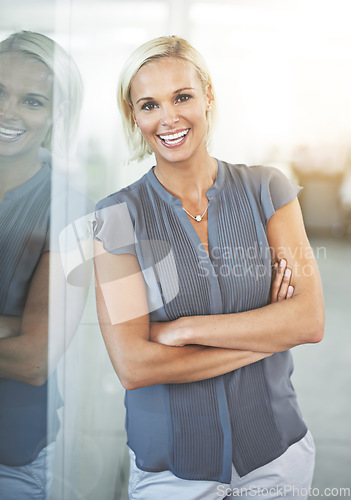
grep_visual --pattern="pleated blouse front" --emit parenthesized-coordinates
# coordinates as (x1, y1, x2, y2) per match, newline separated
(94, 159, 307, 482)
(0, 164, 57, 467)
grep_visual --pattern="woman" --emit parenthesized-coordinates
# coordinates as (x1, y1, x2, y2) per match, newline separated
(94, 36, 324, 499)
(0, 31, 85, 499)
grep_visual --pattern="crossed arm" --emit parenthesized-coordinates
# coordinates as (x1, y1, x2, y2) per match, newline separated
(151, 199, 324, 352)
(0, 252, 89, 386)
(0, 253, 50, 385)
(95, 198, 324, 391)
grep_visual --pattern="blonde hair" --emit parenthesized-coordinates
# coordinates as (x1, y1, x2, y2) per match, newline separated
(0, 31, 83, 154)
(117, 35, 216, 161)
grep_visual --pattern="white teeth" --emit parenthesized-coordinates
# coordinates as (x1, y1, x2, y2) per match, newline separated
(0, 126, 25, 139)
(159, 129, 189, 142)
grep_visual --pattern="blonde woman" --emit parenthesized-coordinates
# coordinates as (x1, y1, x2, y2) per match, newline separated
(0, 31, 83, 499)
(94, 36, 324, 499)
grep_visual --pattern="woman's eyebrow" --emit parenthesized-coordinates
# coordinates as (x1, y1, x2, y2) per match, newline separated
(25, 92, 50, 102)
(136, 87, 195, 105)
(173, 87, 195, 94)
(136, 96, 153, 104)
(0, 85, 50, 102)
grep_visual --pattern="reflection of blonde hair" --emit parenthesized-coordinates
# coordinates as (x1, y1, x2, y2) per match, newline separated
(117, 35, 216, 161)
(0, 31, 83, 153)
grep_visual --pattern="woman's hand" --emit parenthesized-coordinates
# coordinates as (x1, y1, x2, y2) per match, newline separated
(0, 316, 21, 339)
(269, 258, 294, 303)
(150, 319, 187, 347)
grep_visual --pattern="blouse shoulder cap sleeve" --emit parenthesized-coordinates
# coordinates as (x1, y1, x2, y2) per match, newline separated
(248, 165, 302, 225)
(93, 195, 137, 256)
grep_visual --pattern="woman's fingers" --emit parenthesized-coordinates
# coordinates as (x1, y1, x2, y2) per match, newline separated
(270, 259, 294, 303)
(270, 259, 286, 302)
(286, 285, 294, 299)
(277, 266, 292, 301)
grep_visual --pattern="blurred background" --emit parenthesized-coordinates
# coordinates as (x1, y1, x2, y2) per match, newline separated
(1, 0, 350, 498)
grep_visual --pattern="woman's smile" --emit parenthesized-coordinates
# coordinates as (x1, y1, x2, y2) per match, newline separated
(157, 127, 190, 148)
(0, 125, 26, 142)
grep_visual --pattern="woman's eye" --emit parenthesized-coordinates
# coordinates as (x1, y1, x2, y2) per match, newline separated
(141, 101, 158, 111)
(175, 94, 192, 103)
(23, 97, 44, 108)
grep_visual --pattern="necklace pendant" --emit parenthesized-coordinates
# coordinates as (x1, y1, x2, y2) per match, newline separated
(182, 202, 209, 222)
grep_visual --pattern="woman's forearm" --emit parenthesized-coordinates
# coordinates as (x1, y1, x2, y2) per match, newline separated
(180, 292, 323, 352)
(0, 334, 48, 384)
(151, 274, 324, 353)
(104, 326, 271, 390)
(140, 344, 272, 388)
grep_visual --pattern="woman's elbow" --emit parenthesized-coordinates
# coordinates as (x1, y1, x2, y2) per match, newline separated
(122, 378, 142, 391)
(302, 308, 325, 345)
(309, 316, 325, 344)
(120, 374, 149, 391)
(23, 362, 48, 386)
(116, 358, 150, 391)
(119, 369, 139, 390)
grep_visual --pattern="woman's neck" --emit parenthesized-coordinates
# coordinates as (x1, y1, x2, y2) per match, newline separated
(0, 152, 43, 201)
(154, 152, 217, 205)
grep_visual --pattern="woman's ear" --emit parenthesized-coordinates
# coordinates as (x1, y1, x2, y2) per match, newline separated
(206, 84, 214, 110)
(53, 99, 68, 125)
(129, 103, 138, 128)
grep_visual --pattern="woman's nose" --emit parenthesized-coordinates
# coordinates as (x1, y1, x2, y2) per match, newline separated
(0, 97, 20, 120)
(160, 104, 179, 127)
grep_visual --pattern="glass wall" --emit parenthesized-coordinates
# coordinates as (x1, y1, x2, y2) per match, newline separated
(1, 1, 350, 498)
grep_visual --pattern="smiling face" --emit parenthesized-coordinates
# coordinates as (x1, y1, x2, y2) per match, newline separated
(130, 57, 213, 167)
(0, 52, 54, 161)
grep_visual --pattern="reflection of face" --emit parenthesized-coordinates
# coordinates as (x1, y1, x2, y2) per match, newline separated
(130, 57, 212, 167)
(0, 52, 53, 161)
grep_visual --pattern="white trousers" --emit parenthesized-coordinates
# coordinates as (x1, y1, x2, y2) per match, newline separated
(0, 442, 56, 500)
(129, 431, 315, 500)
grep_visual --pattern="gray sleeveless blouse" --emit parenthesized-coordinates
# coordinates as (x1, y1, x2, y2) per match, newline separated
(94, 160, 307, 482)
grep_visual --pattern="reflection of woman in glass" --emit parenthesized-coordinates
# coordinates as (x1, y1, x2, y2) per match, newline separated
(94, 37, 324, 499)
(0, 31, 82, 499)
